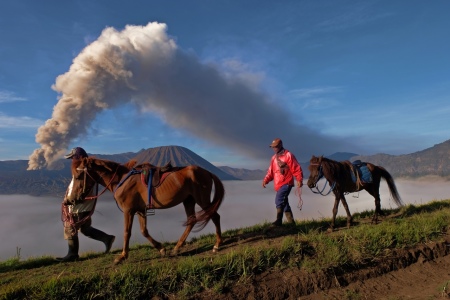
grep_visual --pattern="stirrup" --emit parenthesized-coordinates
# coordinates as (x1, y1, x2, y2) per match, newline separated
(146, 208, 155, 216)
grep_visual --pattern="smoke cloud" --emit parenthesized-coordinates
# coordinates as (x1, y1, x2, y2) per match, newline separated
(28, 22, 355, 170)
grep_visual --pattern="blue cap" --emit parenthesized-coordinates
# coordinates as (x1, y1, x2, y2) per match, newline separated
(64, 147, 88, 159)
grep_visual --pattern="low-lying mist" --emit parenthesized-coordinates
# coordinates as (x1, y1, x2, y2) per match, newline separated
(1, 179, 449, 260)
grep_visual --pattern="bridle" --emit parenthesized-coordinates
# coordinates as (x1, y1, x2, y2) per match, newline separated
(75, 165, 120, 200)
(309, 162, 336, 196)
(61, 163, 121, 236)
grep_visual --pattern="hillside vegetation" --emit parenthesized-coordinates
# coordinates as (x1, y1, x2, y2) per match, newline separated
(2, 200, 450, 299)
(354, 139, 450, 178)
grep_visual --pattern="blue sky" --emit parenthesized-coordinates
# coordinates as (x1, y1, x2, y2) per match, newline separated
(1, 1, 449, 169)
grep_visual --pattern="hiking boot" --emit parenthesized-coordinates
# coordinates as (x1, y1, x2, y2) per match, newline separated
(81, 226, 115, 253)
(271, 208, 284, 227)
(55, 237, 79, 262)
(104, 235, 115, 253)
(285, 211, 296, 225)
(55, 253, 79, 262)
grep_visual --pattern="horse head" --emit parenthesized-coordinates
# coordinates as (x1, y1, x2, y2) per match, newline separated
(307, 155, 323, 188)
(63, 157, 99, 205)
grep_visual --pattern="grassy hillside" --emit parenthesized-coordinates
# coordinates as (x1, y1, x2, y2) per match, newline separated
(2, 200, 450, 299)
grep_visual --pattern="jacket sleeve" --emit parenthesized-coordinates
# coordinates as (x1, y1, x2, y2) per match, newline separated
(263, 156, 275, 184)
(287, 152, 303, 182)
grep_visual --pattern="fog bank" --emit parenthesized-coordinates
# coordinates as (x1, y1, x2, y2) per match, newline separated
(1, 179, 449, 260)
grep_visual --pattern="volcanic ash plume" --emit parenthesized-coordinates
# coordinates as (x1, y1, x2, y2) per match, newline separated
(28, 22, 177, 169)
(28, 22, 349, 170)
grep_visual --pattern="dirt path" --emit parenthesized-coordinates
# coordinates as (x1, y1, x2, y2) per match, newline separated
(301, 254, 450, 300)
(191, 225, 450, 300)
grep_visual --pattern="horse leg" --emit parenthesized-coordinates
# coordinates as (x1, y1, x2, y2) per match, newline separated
(137, 214, 166, 256)
(210, 212, 222, 253)
(365, 184, 383, 224)
(340, 194, 353, 228)
(371, 193, 383, 224)
(115, 210, 134, 265)
(172, 197, 196, 256)
(329, 195, 341, 232)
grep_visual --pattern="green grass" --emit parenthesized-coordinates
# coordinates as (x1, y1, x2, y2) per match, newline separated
(1, 200, 450, 299)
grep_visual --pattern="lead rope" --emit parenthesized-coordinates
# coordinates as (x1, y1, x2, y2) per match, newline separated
(61, 183, 99, 236)
(295, 185, 303, 210)
(146, 168, 155, 216)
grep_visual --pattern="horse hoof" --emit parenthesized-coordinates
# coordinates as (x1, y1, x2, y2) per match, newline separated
(159, 248, 166, 256)
(171, 249, 179, 256)
(212, 246, 219, 253)
(114, 257, 125, 265)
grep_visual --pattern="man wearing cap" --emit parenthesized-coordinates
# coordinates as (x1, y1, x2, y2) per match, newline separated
(262, 138, 303, 226)
(55, 147, 115, 262)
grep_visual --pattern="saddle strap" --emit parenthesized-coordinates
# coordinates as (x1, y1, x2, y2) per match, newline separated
(147, 169, 153, 209)
(142, 171, 174, 209)
(350, 164, 363, 190)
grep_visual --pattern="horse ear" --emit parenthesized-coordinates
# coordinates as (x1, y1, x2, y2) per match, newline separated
(124, 159, 137, 169)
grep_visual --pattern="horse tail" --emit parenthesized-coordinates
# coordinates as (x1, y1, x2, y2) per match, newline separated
(379, 166, 403, 207)
(188, 171, 225, 232)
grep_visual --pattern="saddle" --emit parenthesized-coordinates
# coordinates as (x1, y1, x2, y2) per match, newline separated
(134, 161, 175, 187)
(350, 160, 373, 185)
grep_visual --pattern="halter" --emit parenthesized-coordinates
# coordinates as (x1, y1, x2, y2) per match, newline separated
(309, 162, 336, 196)
(76, 166, 120, 200)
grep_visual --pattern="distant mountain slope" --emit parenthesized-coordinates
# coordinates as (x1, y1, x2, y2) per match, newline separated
(0, 160, 71, 196)
(326, 152, 359, 162)
(218, 166, 266, 180)
(353, 139, 450, 178)
(1, 140, 449, 196)
(0, 146, 237, 196)
(91, 151, 139, 163)
(131, 146, 238, 180)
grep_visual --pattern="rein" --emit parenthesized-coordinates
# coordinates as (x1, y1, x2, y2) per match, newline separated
(295, 186, 303, 210)
(81, 166, 121, 200)
(61, 183, 99, 235)
(309, 163, 336, 196)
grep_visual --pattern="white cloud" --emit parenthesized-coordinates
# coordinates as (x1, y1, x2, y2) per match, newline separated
(0, 91, 27, 103)
(288, 86, 342, 109)
(0, 113, 42, 128)
(316, 4, 394, 32)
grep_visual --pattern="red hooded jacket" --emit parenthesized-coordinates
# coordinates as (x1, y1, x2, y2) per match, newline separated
(263, 149, 303, 191)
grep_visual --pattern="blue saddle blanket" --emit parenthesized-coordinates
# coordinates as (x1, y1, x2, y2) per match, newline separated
(350, 160, 373, 183)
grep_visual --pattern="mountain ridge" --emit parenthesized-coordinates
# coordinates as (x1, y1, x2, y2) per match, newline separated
(1, 140, 449, 196)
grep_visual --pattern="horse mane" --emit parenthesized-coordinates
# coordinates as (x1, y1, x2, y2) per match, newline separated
(319, 156, 352, 182)
(134, 162, 154, 169)
(83, 157, 129, 173)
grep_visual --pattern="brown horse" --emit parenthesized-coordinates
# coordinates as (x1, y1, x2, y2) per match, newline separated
(64, 157, 225, 264)
(307, 155, 403, 231)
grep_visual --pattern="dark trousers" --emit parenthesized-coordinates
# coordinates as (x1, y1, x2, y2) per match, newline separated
(275, 184, 293, 212)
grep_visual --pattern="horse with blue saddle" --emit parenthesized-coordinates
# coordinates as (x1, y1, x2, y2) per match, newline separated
(307, 155, 403, 231)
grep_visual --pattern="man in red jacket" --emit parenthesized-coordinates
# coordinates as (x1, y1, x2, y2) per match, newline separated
(263, 138, 303, 226)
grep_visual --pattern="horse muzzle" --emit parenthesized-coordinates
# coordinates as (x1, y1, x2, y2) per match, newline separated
(307, 178, 317, 189)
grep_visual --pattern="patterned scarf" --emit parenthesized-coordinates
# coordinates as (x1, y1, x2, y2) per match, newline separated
(276, 149, 288, 175)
